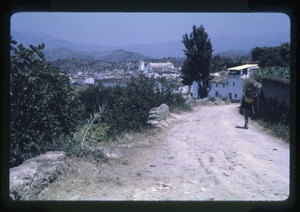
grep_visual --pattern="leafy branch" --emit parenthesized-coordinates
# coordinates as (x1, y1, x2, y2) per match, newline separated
(80, 106, 105, 146)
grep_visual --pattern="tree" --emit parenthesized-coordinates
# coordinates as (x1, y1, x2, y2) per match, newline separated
(181, 25, 213, 98)
(210, 55, 238, 73)
(10, 39, 82, 167)
(251, 43, 290, 68)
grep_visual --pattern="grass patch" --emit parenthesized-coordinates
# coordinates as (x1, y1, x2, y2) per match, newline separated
(255, 119, 290, 143)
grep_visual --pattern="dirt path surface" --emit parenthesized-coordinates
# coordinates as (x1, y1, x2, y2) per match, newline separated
(36, 103, 289, 201)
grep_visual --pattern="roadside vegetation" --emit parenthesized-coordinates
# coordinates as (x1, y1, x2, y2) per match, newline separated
(9, 40, 188, 168)
(243, 43, 290, 142)
(10, 40, 82, 167)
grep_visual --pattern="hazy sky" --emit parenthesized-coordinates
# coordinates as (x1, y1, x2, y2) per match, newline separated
(11, 12, 290, 46)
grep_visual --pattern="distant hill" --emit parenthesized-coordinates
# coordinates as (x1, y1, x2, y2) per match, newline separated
(44, 47, 96, 61)
(12, 30, 290, 59)
(99, 49, 152, 63)
(214, 50, 251, 59)
(50, 58, 112, 74)
(11, 30, 116, 53)
(44, 48, 151, 62)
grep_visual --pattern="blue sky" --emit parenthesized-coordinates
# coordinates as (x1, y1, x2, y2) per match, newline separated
(11, 12, 290, 46)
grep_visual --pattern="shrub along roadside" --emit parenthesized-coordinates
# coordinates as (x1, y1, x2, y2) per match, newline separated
(78, 76, 188, 136)
(255, 119, 290, 143)
(242, 67, 290, 143)
(9, 41, 189, 167)
(10, 40, 83, 167)
(55, 77, 189, 161)
(47, 107, 109, 163)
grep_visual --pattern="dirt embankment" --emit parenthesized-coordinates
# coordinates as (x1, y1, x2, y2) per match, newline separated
(36, 103, 289, 201)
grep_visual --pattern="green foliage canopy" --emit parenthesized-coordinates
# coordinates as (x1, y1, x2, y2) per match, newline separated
(251, 43, 290, 68)
(210, 55, 244, 73)
(10, 40, 82, 167)
(252, 67, 290, 83)
(181, 25, 213, 98)
(79, 76, 186, 135)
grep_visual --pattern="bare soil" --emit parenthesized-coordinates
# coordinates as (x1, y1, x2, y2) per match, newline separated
(36, 103, 289, 201)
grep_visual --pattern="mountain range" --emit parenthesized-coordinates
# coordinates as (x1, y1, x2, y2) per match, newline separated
(44, 48, 151, 62)
(11, 30, 289, 60)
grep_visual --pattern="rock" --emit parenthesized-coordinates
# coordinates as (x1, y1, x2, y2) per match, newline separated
(10, 151, 68, 200)
(147, 104, 170, 128)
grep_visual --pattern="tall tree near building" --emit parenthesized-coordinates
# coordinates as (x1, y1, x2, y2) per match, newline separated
(181, 25, 213, 98)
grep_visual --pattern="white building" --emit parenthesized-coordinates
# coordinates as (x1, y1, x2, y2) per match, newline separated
(191, 81, 199, 99)
(145, 62, 175, 72)
(83, 77, 95, 85)
(138, 60, 145, 71)
(208, 64, 259, 101)
(208, 71, 229, 98)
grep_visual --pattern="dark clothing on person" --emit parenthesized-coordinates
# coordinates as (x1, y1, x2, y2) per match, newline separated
(241, 96, 253, 111)
(240, 91, 256, 129)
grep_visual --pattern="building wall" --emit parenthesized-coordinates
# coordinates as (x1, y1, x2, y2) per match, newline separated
(138, 61, 145, 71)
(259, 77, 290, 124)
(228, 76, 244, 101)
(208, 65, 258, 101)
(208, 76, 244, 101)
(145, 64, 152, 71)
(208, 82, 229, 98)
(83, 77, 95, 85)
(261, 77, 290, 108)
(191, 81, 199, 99)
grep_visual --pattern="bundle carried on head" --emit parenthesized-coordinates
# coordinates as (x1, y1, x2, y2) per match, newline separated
(244, 89, 257, 104)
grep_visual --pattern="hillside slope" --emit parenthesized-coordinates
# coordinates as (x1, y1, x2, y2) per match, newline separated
(44, 48, 151, 62)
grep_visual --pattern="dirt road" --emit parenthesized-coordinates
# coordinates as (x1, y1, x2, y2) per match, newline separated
(36, 103, 289, 201)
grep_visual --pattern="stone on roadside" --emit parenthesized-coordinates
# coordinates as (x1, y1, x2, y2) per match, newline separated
(10, 151, 68, 200)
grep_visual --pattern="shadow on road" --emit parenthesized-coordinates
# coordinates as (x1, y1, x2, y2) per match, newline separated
(235, 126, 247, 130)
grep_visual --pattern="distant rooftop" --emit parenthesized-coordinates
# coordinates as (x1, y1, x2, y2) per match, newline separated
(211, 71, 228, 84)
(228, 64, 258, 71)
(148, 62, 174, 69)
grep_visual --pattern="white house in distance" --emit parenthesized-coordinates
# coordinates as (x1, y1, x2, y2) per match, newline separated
(208, 71, 229, 98)
(138, 60, 145, 71)
(208, 64, 259, 102)
(83, 77, 95, 85)
(145, 62, 175, 72)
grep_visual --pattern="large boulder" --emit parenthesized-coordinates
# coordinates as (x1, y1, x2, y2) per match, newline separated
(147, 104, 170, 128)
(10, 151, 68, 200)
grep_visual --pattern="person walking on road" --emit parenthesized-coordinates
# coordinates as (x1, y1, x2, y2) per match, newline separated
(241, 89, 257, 129)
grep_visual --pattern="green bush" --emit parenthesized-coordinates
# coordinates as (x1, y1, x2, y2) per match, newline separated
(251, 43, 290, 68)
(79, 76, 187, 136)
(208, 97, 216, 102)
(256, 120, 289, 142)
(51, 107, 109, 162)
(10, 40, 82, 167)
(253, 67, 290, 83)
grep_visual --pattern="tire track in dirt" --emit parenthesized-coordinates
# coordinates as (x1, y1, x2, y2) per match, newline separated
(36, 103, 289, 201)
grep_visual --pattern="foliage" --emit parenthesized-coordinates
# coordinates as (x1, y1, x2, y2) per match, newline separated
(252, 67, 290, 83)
(10, 40, 82, 167)
(47, 107, 109, 162)
(251, 43, 290, 68)
(79, 76, 186, 135)
(256, 120, 289, 143)
(80, 106, 105, 144)
(210, 55, 242, 73)
(181, 25, 213, 98)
